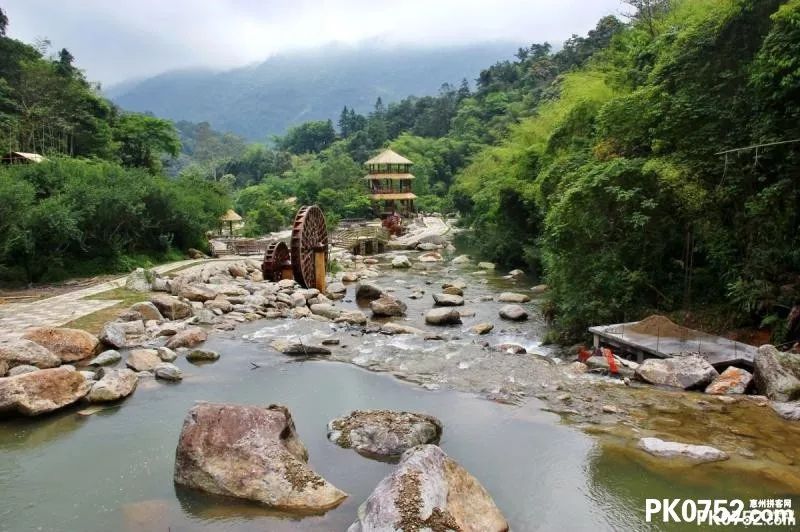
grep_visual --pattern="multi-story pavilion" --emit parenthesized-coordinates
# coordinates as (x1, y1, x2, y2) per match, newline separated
(364, 149, 416, 216)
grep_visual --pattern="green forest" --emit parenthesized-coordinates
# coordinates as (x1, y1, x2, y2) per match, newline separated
(1, 0, 798, 343)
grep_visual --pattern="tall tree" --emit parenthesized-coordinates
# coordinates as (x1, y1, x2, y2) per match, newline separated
(0, 7, 8, 37)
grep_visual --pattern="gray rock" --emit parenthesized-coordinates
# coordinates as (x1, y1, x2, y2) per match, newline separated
(499, 304, 528, 321)
(0, 339, 61, 369)
(770, 402, 800, 421)
(165, 327, 208, 349)
(156, 347, 178, 362)
(154, 363, 183, 381)
(442, 286, 463, 296)
(442, 279, 467, 290)
(470, 322, 494, 335)
(8, 364, 39, 376)
(87, 368, 138, 402)
(425, 308, 462, 326)
(193, 309, 218, 325)
(327, 410, 442, 457)
(125, 268, 153, 292)
(753, 345, 800, 402)
(635, 355, 719, 390)
(186, 349, 220, 363)
(88, 349, 121, 366)
(150, 294, 193, 320)
(291, 292, 307, 308)
(370, 295, 407, 317)
(334, 310, 368, 326)
(126, 349, 162, 372)
(477, 261, 495, 270)
(310, 304, 342, 320)
(432, 293, 464, 306)
(705, 366, 753, 395)
(178, 283, 218, 302)
(271, 339, 331, 356)
(174, 403, 346, 512)
(347, 445, 507, 532)
(204, 298, 233, 313)
(129, 301, 164, 321)
(355, 282, 384, 301)
(380, 322, 425, 335)
(530, 284, 549, 294)
(451, 255, 471, 265)
(391, 255, 411, 268)
(325, 282, 347, 297)
(637, 437, 728, 463)
(497, 292, 531, 303)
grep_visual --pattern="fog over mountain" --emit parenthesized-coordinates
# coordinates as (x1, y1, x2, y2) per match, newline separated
(108, 43, 522, 140)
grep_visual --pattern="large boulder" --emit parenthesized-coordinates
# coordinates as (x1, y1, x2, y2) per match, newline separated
(154, 363, 183, 381)
(87, 368, 138, 402)
(497, 292, 531, 303)
(0, 367, 91, 416)
(425, 308, 462, 326)
(753, 345, 800, 401)
(327, 410, 442, 458)
(165, 327, 208, 349)
(0, 339, 61, 369)
(355, 282, 385, 301)
(125, 267, 153, 292)
(391, 255, 411, 268)
(21, 327, 100, 362)
(99, 320, 145, 349)
(370, 295, 407, 317)
(498, 305, 528, 321)
(347, 445, 507, 532)
(637, 437, 728, 463)
(770, 402, 800, 421)
(178, 284, 218, 302)
(126, 349, 162, 372)
(150, 294, 193, 321)
(174, 402, 347, 512)
(129, 301, 164, 322)
(635, 355, 718, 390)
(432, 293, 464, 306)
(705, 366, 753, 395)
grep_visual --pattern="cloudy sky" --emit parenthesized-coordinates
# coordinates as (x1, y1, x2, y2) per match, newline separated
(3, 0, 624, 86)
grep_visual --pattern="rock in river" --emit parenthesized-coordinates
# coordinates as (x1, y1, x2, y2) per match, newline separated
(0, 339, 61, 369)
(498, 304, 528, 321)
(634, 355, 719, 390)
(0, 367, 91, 416)
(129, 301, 164, 322)
(150, 294, 193, 321)
(327, 410, 442, 458)
(126, 349, 162, 372)
(88, 349, 122, 366)
(87, 368, 138, 402)
(154, 363, 183, 381)
(370, 295, 407, 317)
(174, 402, 347, 512)
(355, 282, 385, 301)
(347, 444, 507, 532)
(271, 339, 331, 356)
(186, 349, 220, 363)
(432, 293, 464, 306)
(165, 327, 208, 349)
(21, 327, 100, 362)
(637, 437, 728, 463)
(425, 308, 462, 326)
(705, 366, 753, 395)
(753, 345, 800, 402)
(391, 255, 411, 268)
(470, 322, 494, 335)
(497, 292, 531, 303)
(770, 402, 800, 421)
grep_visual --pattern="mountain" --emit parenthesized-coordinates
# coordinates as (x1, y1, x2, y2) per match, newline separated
(108, 43, 521, 140)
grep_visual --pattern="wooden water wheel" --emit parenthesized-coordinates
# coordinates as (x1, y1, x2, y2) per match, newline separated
(290, 205, 328, 288)
(261, 241, 290, 282)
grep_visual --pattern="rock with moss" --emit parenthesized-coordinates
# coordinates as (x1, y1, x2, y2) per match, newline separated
(348, 444, 507, 532)
(327, 410, 442, 459)
(174, 402, 347, 513)
(125, 268, 154, 292)
(753, 345, 800, 402)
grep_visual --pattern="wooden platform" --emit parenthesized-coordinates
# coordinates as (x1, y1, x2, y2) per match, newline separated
(589, 321, 756, 369)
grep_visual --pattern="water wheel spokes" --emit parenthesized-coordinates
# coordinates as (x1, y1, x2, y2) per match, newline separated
(261, 241, 290, 282)
(290, 205, 328, 288)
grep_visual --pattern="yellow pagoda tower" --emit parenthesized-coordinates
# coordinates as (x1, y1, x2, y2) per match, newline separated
(364, 149, 416, 216)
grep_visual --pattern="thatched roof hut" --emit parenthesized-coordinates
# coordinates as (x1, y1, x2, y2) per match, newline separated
(365, 149, 413, 166)
(219, 209, 243, 222)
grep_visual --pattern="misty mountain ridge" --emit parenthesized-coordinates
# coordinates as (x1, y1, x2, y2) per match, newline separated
(109, 42, 522, 140)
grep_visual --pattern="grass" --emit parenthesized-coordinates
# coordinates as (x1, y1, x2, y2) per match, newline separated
(62, 287, 155, 335)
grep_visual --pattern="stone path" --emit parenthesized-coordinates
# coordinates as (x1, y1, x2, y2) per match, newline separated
(0, 258, 240, 342)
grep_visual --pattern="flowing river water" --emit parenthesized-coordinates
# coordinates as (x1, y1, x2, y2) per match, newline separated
(0, 247, 798, 531)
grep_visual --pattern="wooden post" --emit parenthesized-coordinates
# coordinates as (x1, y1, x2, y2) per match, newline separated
(314, 246, 326, 292)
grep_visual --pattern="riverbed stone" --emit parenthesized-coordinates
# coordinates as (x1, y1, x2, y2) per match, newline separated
(335, 310, 369, 326)
(770, 401, 800, 421)
(705, 366, 753, 395)
(470, 322, 494, 335)
(130, 301, 164, 322)
(425, 308, 462, 326)
(451, 255, 471, 265)
(494, 343, 527, 354)
(355, 281, 384, 301)
(380, 322, 425, 335)
(100, 320, 145, 349)
(271, 340, 331, 356)
(499, 304, 528, 321)
(204, 298, 233, 313)
(154, 363, 183, 381)
(635, 355, 718, 390)
(9, 365, 39, 376)
(477, 262, 495, 270)
(310, 304, 342, 320)
(753, 345, 800, 402)
(165, 327, 208, 349)
(21, 327, 100, 362)
(442, 286, 463, 297)
(150, 294, 193, 320)
(327, 410, 442, 458)
(88, 368, 138, 402)
(497, 292, 531, 303)
(370, 295, 407, 317)
(432, 293, 464, 306)
(126, 349, 162, 372)
(391, 255, 411, 268)
(174, 402, 347, 512)
(326, 282, 347, 298)
(442, 279, 467, 290)
(178, 283, 218, 302)
(125, 268, 153, 292)
(418, 251, 442, 263)
(186, 349, 220, 363)
(347, 444, 507, 532)
(0, 339, 61, 369)
(88, 349, 121, 366)
(637, 437, 729, 463)
(0, 367, 91, 416)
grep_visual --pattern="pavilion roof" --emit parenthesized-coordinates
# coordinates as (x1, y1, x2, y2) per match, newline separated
(365, 149, 413, 165)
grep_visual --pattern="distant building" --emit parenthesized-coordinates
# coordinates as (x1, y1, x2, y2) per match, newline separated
(1, 151, 46, 165)
(364, 149, 416, 216)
